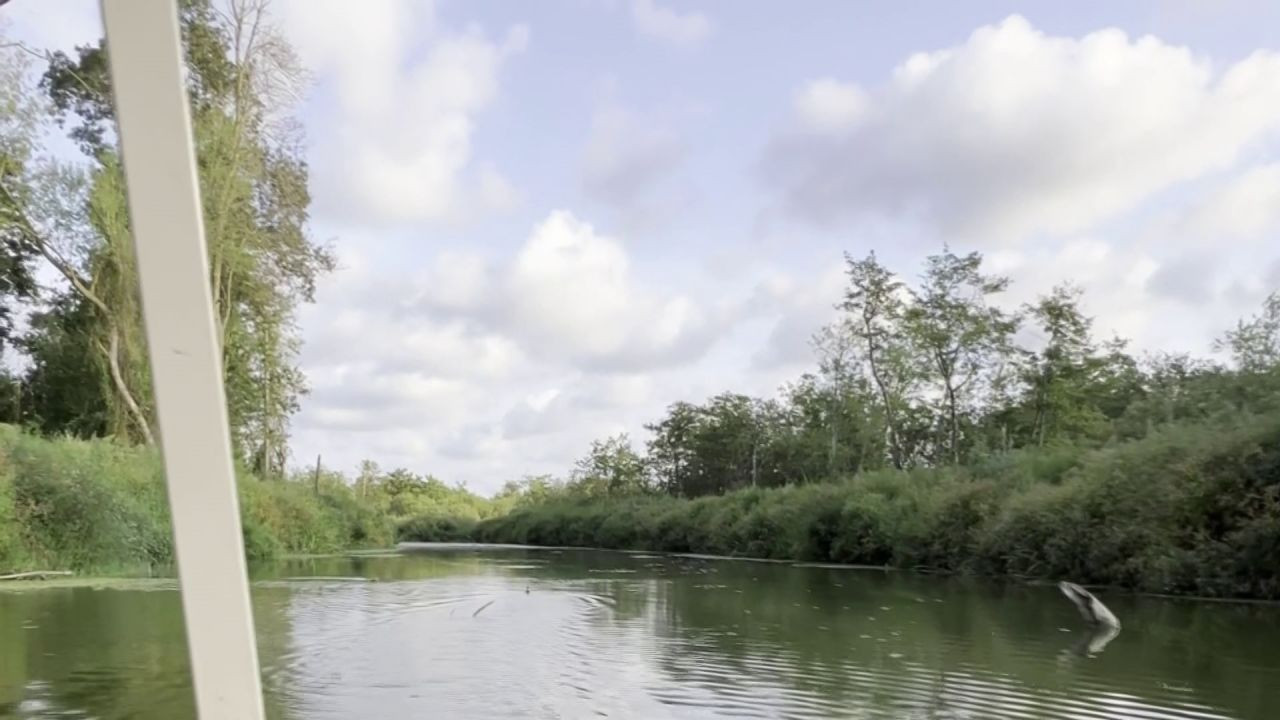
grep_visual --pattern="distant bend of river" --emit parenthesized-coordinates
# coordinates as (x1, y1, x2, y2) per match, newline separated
(2, 543, 1278, 719)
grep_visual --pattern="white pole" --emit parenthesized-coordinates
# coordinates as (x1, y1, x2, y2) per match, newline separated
(99, 1, 265, 717)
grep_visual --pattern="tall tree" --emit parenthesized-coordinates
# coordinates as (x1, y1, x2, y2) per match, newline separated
(811, 321, 859, 473)
(1021, 285, 1104, 446)
(19, 0, 332, 467)
(0, 39, 43, 351)
(904, 249, 1018, 464)
(838, 252, 916, 469)
(571, 434, 649, 497)
(646, 401, 701, 496)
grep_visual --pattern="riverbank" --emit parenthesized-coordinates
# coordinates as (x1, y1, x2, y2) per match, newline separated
(0, 425, 396, 576)
(463, 415, 1280, 600)
(5, 413, 1278, 599)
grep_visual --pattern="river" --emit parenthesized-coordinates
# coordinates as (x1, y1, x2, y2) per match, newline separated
(1, 544, 1278, 719)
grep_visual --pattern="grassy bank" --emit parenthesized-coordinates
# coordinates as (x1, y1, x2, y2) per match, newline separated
(7, 414, 1279, 600)
(469, 414, 1280, 600)
(0, 425, 395, 575)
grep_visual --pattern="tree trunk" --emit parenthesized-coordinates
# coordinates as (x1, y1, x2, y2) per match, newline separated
(864, 327, 904, 469)
(101, 326, 155, 446)
(261, 378, 272, 479)
(1036, 403, 1047, 447)
(313, 454, 321, 496)
(828, 390, 840, 474)
(2, 187, 154, 446)
(946, 382, 959, 465)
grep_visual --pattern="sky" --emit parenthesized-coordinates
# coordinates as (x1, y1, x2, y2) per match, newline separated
(6, 0, 1280, 493)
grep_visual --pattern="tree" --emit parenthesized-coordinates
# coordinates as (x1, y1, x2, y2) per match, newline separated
(1116, 352, 1226, 435)
(356, 459, 380, 498)
(694, 393, 761, 492)
(0, 39, 43, 351)
(17, 295, 111, 437)
(778, 375, 834, 482)
(838, 252, 917, 469)
(1218, 291, 1280, 373)
(12, 1, 332, 469)
(904, 248, 1018, 464)
(571, 434, 648, 497)
(646, 401, 702, 495)
(811, 321, 861, 474)
(1019, 285, 1107, 446)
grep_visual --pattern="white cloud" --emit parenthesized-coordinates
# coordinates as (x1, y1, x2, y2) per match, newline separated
(398, 211, 729, 370)
(1183, 164, 1280, 239)
(333, 213, 730, 374)
(277, 0, 527, 225)
(581, 105, 684, 207)
(501, 376, 652, 440)
(749, 268, 846, 371)
(765, 15, 1280, 243)
(629, 0, 711, 46)
(1134, 163, 1280, 308)
(293, 211, 756, 489)
(300, 363, 475, 434)
(794, 79, 866, 135)
(502, 211, 724, 369)
(306, 312, 524, 380)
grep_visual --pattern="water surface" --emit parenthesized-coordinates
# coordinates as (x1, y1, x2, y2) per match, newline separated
(2, 545, 1278, 718)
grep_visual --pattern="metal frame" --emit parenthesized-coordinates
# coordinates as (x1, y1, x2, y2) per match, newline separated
(100, 1, 265, 717)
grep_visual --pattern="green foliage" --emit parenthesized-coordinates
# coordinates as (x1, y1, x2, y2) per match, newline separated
(904, 248, 1018, 464)
(0, 426, 170, 572)
(570, 434, 650, 497)
(17, 295, 111, 436)
(476, 414, 1280, 599)
(0, 426, 395, 574)
(397, 514, 477, 543)
(8, 2, 331, 466)
(1217, 291, 1280, 373)
(0, 40, 43, 349)
(343, 462, 496, 546)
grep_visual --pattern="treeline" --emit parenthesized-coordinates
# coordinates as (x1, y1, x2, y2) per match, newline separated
(0, 1, 326, 476)
(434, 252, 1280, 599)
(488, 251, 1280, 503)
(474, 414, 1280, 599)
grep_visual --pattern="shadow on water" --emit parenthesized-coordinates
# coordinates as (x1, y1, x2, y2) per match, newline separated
(3, 545, 1279, 718)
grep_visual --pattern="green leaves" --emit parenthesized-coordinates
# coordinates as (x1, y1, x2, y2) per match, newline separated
(1218, 291, 1280, 373)
(571, 434, 649, 497)
(904, 248, 1018, 464)
(5, 2, 331, 463)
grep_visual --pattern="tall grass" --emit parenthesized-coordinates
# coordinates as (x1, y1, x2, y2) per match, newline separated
(475, 414, 1280, 599)
(0, 425, 394, 575)
(5, 414, 1277, 599)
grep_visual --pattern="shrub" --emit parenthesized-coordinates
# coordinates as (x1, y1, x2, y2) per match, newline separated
(397, 513, 476, 542)
(474, 413, 1280, 600)
(0, 426, 397, 574)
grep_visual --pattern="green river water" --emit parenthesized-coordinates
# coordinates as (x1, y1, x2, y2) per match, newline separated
(1, 544, 1278, 719)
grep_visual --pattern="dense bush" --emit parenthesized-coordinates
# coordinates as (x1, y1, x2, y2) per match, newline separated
(4, 414, 1277, 599)
(0, 425, 171, 573)
(0, 426, 395, 574)
(396, 514, 476, 542)
(476, 414, 1280, 599)
(239, 479, 395, 560)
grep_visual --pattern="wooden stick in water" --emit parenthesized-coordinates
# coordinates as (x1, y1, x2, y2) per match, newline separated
(0, 570, 75, 581)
